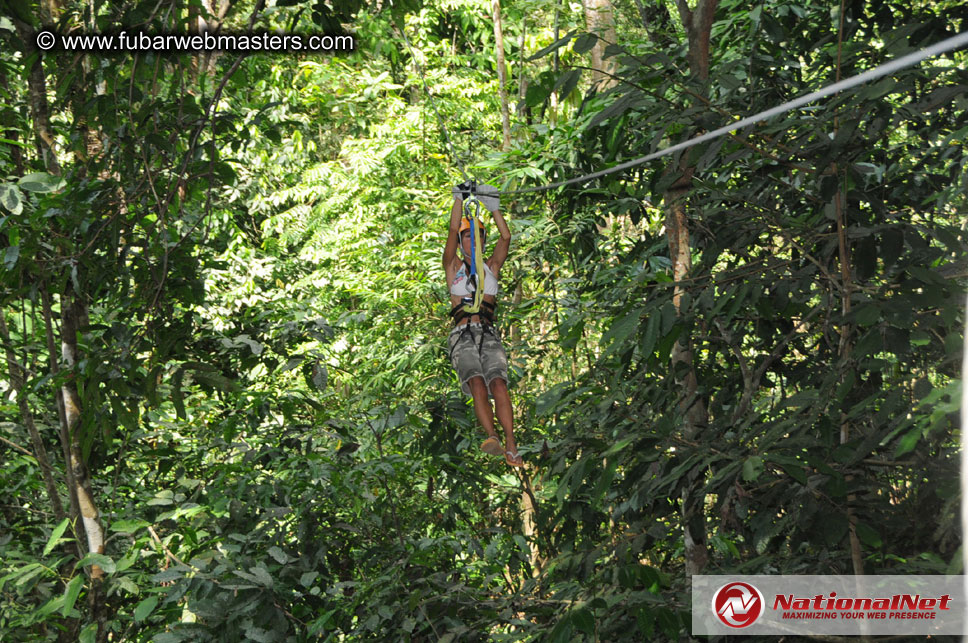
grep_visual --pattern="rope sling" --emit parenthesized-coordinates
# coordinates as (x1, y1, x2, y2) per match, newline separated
(462, 193, 486, 315)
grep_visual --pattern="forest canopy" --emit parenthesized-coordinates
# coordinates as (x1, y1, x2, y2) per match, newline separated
(0, 0, 965, 640)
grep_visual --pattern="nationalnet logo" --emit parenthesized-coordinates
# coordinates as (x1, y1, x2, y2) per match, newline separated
(712, 581, 765, 628)
(773, 590, 952, 620)
(693, 575, 965, 636)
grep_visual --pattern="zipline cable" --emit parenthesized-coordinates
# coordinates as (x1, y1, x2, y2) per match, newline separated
(390, 2, 470, 182)
(499, 29, 968, 196)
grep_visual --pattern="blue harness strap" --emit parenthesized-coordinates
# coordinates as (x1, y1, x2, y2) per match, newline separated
(461, 195, 486, 315)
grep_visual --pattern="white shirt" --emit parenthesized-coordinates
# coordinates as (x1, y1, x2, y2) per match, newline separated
(451, 262, 498, 297)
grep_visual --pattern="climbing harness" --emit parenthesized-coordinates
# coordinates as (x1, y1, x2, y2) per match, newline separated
(449, 299, 496, 326)
(447, 182, 498, 361)
(447, 320, 499, 364)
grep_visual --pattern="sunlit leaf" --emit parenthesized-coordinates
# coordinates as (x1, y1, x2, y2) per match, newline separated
(44, 518, 72, 556)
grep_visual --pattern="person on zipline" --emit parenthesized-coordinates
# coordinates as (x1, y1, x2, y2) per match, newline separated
(443, 182, 523, 468)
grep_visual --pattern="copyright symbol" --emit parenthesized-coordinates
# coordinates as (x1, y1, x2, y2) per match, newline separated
(36, 30, 56, 51)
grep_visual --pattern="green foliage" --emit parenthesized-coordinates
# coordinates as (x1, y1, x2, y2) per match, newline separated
(0, 0, 964, 640)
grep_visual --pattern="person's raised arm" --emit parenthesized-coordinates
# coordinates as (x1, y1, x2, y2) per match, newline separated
(488, 206, 511, 274)
(442, 195, 463, 269)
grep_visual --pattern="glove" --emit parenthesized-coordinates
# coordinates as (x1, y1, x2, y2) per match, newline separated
(475, 183, 500, 212)
(451, 180, 476, 201)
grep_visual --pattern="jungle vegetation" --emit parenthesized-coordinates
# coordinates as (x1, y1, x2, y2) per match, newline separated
(0, 0, 965, 640)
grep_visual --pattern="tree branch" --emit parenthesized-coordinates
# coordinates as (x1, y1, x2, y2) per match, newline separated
(0, 434, 34, 457)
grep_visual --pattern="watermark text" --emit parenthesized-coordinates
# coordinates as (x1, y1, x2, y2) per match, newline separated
(35, 30, 354, 53)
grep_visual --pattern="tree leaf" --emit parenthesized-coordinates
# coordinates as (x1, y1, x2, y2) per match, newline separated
(528, 29, 578, 61)
(894, 427, 920, 457)
(151, 634, 183, 643)
(853, 305, 880, 327)
(553, 69, 581, 101)
(79, 623, 97, 643)
(0, 183, 22, 215)
(61, 575, 84, 617)
(573, 32, 598, 55)
(513, 534, 529, 557)
(879, 228, 903, 266)
(75, 552, 116, 574)
(244, 625, 277, 643)
(44, 517, 72, 556)
(300, 571, 318, 588)
(535, 382, 567, 417)
(249, 565, 274, 587)
(236, 334, 263, 355)
(147, 489, 174, 506)
(766, 454, 807, 485)
(549, 617, 574, 643)
(193, 371, 240, 392)
(115, 576, 141, 595)
(134, 595, 159, 622)
(145, 364, 163, 406)
(571, 607, 595, 636)
(152, 569, 185, 583)
(640, 314, 659, 358)
(4, 245, 19, 270)
(525, 81, 552, 108)
(110, 519, 150, 533)
(601, 308, 640, 348)
(855, 522, 882, 548)
(823, 513, 849, 545)
(742, 456, 764, 481)
(268, 546, 289, 564)
(311, 363, 328, 391)
(18, 172, 63, 192)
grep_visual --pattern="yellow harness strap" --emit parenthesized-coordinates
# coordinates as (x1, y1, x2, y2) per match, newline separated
(462, 197, 486, 315)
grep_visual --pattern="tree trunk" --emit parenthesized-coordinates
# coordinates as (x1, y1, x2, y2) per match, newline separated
(665, 177, 709, 577)
(834, 177, 865, 576)
(59, 294, 106, 578)
(41, 287, 86, 564)
(516, 15, 529, 122)
(674, 0, 718, 80)
(40, 0, 65, 25)
(0, 311, 66, 521)
(194, 0, 231, 81)
(11, 16, 61, 174)
(831, 5, 865, 579)
(491, 0, 511, 151)
(582, 0, 618, 88)
(550, 0, 561, 127)
(961, 292, 968, 597)
(663, 0, 719, 578)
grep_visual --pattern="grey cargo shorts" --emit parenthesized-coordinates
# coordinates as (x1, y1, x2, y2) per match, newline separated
(448, 322, 509, 397)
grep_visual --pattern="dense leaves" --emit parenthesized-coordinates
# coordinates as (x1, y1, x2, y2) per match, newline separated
(0, 0, 964, 640)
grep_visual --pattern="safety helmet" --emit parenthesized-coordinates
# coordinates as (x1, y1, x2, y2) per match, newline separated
(459, 216, 486, 241)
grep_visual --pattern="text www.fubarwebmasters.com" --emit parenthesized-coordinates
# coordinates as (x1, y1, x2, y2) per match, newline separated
(34, 30, 355, 53)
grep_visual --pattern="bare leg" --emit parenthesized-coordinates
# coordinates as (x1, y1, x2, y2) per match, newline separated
(467, 377, 499, 440)
(489, 378, 517, 454)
